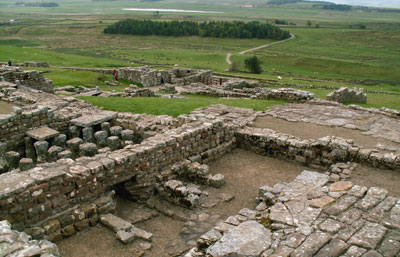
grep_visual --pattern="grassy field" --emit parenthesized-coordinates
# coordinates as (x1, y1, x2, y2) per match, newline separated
(0, 0, 399, 112)
(79, 95, 285, 117)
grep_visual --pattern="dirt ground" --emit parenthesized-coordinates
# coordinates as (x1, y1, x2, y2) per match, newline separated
(352, 165, 400, 197)
(57, 149, 308, 257)
(253, 116, 400, 151)
(0, 101, 14, 114)
(56, 148, 400, 257)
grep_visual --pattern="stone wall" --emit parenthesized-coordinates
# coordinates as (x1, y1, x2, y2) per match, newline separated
(327, 87, 367, 104)
(0, 66, 54, 93)
(118, 66, 171, 87)
(236, 127, 400, 170)
(0, 120, 235, 239)
(118, 66, 213, 87)
(170, 68, 213, 85)
(181, 83, 314, 103)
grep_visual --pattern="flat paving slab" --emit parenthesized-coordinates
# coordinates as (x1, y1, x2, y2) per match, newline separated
(71, 112, 116, 127)
(27, 127, 60, 141)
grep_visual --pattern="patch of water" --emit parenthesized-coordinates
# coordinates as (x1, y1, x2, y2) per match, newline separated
(122, 8, 224, 14)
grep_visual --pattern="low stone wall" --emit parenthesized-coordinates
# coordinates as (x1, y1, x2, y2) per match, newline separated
(0, 66, 54, 93)
(0, 120, 235, 239)
(236, 127, 400, 170)
(181, 83, 314, 103)
(0, 105, 62, 152)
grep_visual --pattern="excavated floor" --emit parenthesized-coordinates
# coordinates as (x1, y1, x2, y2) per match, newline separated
(56, 149, 310, 257)
(57, 149, 400, 257)
(254, 116, 400, 153)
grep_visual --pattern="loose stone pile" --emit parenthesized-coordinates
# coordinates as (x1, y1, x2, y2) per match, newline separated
(0, 220, 60, 257)
(327, 87, 367, 104)
(186, 170, 400, 257)
(124, 84, 158, 97)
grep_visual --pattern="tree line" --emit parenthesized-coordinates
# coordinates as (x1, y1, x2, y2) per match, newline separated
(104, 20, 291, 40)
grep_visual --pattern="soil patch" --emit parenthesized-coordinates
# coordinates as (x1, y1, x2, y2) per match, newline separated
(351, 165, 400, 197)
(254, 115, 400, 152)
(0, 101, 14, 114)
(56, 149, 309, 257)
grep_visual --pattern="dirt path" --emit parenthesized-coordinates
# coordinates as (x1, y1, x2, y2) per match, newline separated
(225, 33, 295, 66)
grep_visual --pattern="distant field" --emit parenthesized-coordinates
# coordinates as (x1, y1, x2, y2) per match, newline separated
(0, 0, 399, 111)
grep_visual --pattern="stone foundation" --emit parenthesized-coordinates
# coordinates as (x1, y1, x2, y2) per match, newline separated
(236, 127, 400, 170)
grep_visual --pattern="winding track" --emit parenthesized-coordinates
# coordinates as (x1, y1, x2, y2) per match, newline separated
(226, 33, 295, 66)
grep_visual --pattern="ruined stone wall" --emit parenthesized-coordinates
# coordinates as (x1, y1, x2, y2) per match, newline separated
(181, 84, 314, 103)
(0, 67, 54, 93)
(171, 68, 213, 85)
(327, 87, 367, 104)
(118, 66, 171, 87)
(236, 127, 400, 170)
(0, 120, 235, 240)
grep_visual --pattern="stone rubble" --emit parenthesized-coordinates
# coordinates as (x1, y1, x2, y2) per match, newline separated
(186, 170, 400, 257)
(0, 220, 60, 257)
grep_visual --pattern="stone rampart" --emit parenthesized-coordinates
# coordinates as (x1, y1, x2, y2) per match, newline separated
(236, 127, 400, 170)
(0, 120, 235, 240)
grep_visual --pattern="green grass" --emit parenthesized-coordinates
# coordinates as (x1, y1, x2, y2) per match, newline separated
(297, 88, 400, 110)
(78, 95, 285, 117)
(0, 44, 130, 68)
(35, 68, 131, 91)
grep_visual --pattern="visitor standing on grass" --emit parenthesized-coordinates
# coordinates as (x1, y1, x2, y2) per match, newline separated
(8, 59, 12, 66)
(112, 69, 118, 81)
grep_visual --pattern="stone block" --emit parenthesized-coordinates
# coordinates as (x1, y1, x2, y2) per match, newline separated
(79, 143, 97, 157)
(107, 136, 120, 151)
(19, 158, 33, 171)
(5, 151, 20, 169)
(101, 122, 110, 132)
(27, 127, 59, 141)
(68, 125, 80, 138)
(53, 134, 66, 149)
(94, 131, 108, 147)
(48, 146, 63, 162)
(100, 214, 132, 233)
(58, 150, 72, 159)
(110, 126, 123, 137)
(131, 225, 153, 241)
(82, 127, 94, 142)
(34, 141, 49, 163)
(209, 174, 226, 188)
(116, 230, 135, 244)
(66, 137, 83, 158)
(121, 129, 134, 141)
